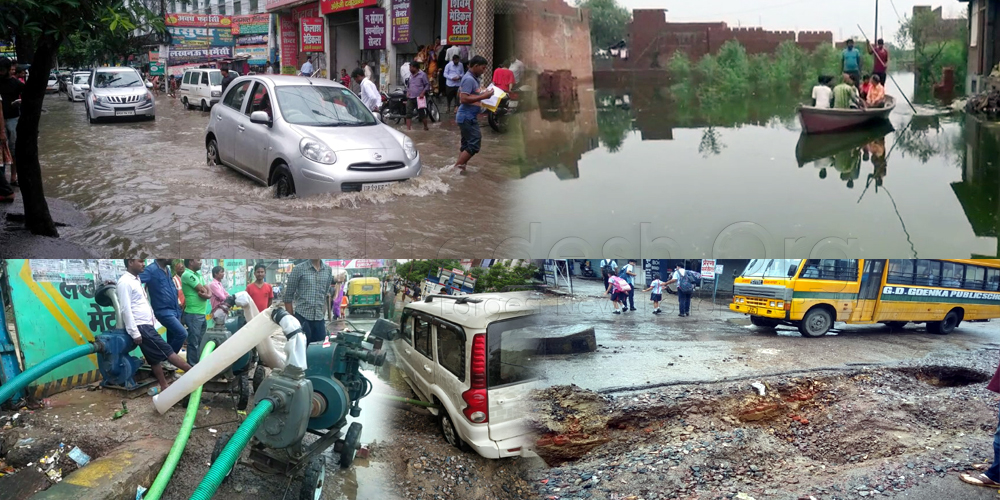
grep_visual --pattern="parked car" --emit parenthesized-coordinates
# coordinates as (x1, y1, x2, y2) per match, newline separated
(46, 74, 58, 93)
(389, 292, 540, 459)
(179, 68, 223, 111)
(205, 75, 422, 197)
(67, 71, 91, 102)
(84, 67, 155, 123)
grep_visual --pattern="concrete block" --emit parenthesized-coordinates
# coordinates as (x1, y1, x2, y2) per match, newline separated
(30, 438, 172, 500)
(529, 326, 597, 355)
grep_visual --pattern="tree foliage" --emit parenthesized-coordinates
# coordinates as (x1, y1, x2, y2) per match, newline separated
(469, 262, 538, 293)
(578, 0, 630, 51)
(396, 260, 462, 285)
(896, 9, 968, 92)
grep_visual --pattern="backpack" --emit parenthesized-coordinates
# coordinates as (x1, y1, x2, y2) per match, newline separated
(601, 260, 614, 277)
(610, 276, 631, 293)
(618, 264, 631, 280)
(677, 270, 700, 293)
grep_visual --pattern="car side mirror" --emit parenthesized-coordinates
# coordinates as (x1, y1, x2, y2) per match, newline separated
(249, 110, 272, 126)
(145, 81, 153, 88)
(373, 112, 382, 123)
(788, 265, 798, 277)
(81, 84, 90, 90)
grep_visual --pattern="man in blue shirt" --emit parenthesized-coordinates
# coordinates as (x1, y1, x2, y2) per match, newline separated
(406, 61, 431, 131)
(139, 259, 187, 358)
(453, 55, 494, 171)
(841, 39, 862, 90)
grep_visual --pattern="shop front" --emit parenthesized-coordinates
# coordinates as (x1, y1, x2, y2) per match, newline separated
(266, 0, 327, 76)
(232, 13, 273, 73)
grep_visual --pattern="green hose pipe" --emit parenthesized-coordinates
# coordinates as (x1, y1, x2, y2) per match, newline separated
(378, 393, 441, 408)
(189, 398, 275, 500)
(0, 343, 97, 406)
(144, 341, 217, 500)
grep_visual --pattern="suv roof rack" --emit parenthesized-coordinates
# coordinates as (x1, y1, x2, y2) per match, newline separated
(423, 295, 483, 304)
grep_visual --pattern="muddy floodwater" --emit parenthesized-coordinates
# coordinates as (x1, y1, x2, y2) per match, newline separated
(510, 73, 1000, 258)
(37, 95, 514, 256)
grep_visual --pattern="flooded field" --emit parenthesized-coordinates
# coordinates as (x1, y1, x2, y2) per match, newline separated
(34, 95, 515, 256)
(510, 73, 1000, 258)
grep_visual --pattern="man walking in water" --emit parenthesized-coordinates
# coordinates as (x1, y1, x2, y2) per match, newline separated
(453, 56, 494, 171)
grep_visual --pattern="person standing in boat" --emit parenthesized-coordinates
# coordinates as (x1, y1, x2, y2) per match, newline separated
(840, 39, 862, 90)
(868, 38, 890, 89)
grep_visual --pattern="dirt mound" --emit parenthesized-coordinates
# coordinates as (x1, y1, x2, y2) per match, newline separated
(527, 385, 612, 466)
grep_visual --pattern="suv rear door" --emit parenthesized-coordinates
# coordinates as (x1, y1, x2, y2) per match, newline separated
(432, 319, 468, 417)
(407, 312, 436, 399)
(485, 315, 541, 445)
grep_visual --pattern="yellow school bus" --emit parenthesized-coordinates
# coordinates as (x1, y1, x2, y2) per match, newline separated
(729, 259, 1000, 337)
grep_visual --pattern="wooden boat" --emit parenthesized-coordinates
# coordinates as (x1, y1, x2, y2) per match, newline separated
(797, 95, 895, 134)
(795, 121, 895, 167)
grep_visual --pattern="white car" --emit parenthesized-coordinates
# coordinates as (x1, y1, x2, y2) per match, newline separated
(390, 293, 539, 459)
(84, 67, 155, 122)
(46, 74, 58, 93)
(179, 68, 223, 111)
(67, 71, 91, 102)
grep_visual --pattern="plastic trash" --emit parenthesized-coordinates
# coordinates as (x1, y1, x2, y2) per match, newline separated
(147, 386, 161, 396)
(751, 382, 766, 396)
(68, 446, 91, 467)
(136, 485, 147, 500)
(15, 438, 35, 448)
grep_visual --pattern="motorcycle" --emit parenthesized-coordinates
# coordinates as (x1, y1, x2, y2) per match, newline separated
(487, 85, 520, 134)
(379, 86, 441, 124)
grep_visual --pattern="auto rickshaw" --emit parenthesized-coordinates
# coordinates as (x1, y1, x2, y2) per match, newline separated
(346, 277, 382, 316)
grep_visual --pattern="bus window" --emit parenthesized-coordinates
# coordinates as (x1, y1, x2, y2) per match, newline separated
(915, 260, 941, 286)
(965, 265, 986, 290)
(988, 268, 1000, 291)
(941, 262, 964, 288)
(804, 259, 858, 281)
(887, 259, 914, 285)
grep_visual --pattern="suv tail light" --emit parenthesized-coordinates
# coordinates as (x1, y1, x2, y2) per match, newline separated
(462, 333, 488, 424)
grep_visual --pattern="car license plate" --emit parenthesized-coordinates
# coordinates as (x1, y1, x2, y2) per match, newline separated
(115, 110, 135, 116)
(509, 101, 518, 109)
(747, 306, 759, 315)
(362, 182, 394, 192)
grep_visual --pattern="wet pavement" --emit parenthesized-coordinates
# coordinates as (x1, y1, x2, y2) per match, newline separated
(510, 73, 1000, 258)
(30, 93, 515, 256)
(535, 279, 1000, 392)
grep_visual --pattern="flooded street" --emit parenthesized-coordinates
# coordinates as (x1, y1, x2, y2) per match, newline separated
(511, 73, 1000, 257)
(36, 94, 515, 256)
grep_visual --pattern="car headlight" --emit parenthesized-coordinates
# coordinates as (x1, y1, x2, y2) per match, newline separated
(93, 94, 104, 103)
(211, 90, 221, 97)
(402, 136, 417, 160)
(299, 138, 337, 164)
(144, 92, 153, 102)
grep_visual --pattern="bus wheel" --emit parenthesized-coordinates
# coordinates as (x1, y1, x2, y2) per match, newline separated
(883, 321, 907, 330)
(750, 316, 779, 329)
(798, 308, 833, 338)
(929, 310, 961, 335)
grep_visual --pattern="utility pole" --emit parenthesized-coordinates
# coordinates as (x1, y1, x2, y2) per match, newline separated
(161, 0, 169, 92)
(874, 0, 879, 42)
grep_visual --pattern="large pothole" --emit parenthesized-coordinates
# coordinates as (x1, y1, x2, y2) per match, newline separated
(899, 365, 991, 387)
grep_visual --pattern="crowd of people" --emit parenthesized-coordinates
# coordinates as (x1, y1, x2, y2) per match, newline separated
(810, 38, 890, 110)
(600, 259, 702, 317)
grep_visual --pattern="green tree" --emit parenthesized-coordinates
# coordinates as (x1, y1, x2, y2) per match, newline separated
(897, 9, 968, 95)
(396, 260, 462, 285)
(1, 0, 164, 237)
(578, 0, 630, 51)
(469, 262, 538, 293)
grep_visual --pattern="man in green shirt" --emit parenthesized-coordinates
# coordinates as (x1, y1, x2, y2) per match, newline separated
(181, 259, 211, 364)
(833, 73, 864, 109)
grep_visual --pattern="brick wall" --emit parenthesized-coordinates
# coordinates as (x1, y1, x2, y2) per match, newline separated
(623, 9, 833, 69)
(514, 0, 594, 81)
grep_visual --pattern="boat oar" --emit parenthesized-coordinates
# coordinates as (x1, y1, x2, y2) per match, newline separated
(857, 24, 918, 114)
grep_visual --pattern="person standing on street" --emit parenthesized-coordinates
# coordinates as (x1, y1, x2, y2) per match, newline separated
(406, 62, 430, 131)
(600, 259, 618, 294)
(841, 39, 862, 90)
(453, 56, 494, 171)
(960, 359, 1000, 489)
(300, 56, 314, 77)
(492, 60, 515, 93)
(443, 55, 464, 113)
(284, 259, 333, 344)
(139, 259, 187, 360)
(0, 94, 14, 203)
(181, 259, 211, 365)
(219, 64, 237, 97)
(643, 273, 666, 315)
(117, 259, 192, 392)
(664, 263, 695, 317)
(246, 263, 273, 313)
(208, 266, 230, 324)
(868, 38, 889, 88)
(353, 67, 381, 113)
(619, 259, 638, 312)
(0, 58, 24, 187)
(509, 58, 525, 85)
(383, 280, 396, 319)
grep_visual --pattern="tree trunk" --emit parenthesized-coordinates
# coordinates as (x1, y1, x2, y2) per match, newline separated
(16, 34, 60, 237)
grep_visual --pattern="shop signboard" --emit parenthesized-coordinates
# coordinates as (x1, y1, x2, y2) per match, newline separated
(235, 33, 269, 45)
(700, 259, 716, 280)
(444, 0, 473, 45)
(165, 12, 233, 28)
(321, 0, 378, 15)
(149, 62, 164, 76)
(300, 17, 325, 52)
(391, 0, 411, 44)
(235, 44, 270, 64)
(231, 13, 270, 35)
(279, 14, 299, 71)
(361, 7, 386, 50)
(168, 27, 234, 48)
(168, 46, 234, 64)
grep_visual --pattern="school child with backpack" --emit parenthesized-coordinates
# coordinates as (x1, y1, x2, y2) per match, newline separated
(600, 259, 618, 295)
(604, 274, 631, 314)
(643, 273, 667, 314)
(664, 263, 701, 317)
(618, 259, 638, 311)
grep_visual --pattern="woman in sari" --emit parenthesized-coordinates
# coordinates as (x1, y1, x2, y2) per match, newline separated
(427, 56, 439, 95)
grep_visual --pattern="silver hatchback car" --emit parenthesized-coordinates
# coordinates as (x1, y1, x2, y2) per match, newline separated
(84, 67, 155, 122)
(205, 75, 422, 197)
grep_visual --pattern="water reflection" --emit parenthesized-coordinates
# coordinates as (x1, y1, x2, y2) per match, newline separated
(510, 73, 1000, 257)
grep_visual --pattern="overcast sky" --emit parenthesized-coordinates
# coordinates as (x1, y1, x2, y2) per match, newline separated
(616, 0, 966, 42)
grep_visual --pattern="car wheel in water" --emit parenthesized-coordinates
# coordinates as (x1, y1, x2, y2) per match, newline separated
(201, 99, 208, 112)
(206, 138, 220, 167)
(440, 410, 469, 452)
(271, 164, 296, 198)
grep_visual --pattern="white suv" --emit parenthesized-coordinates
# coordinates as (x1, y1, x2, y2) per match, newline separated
(391, 292, 540, 459)
(179, 68, 223, 111)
